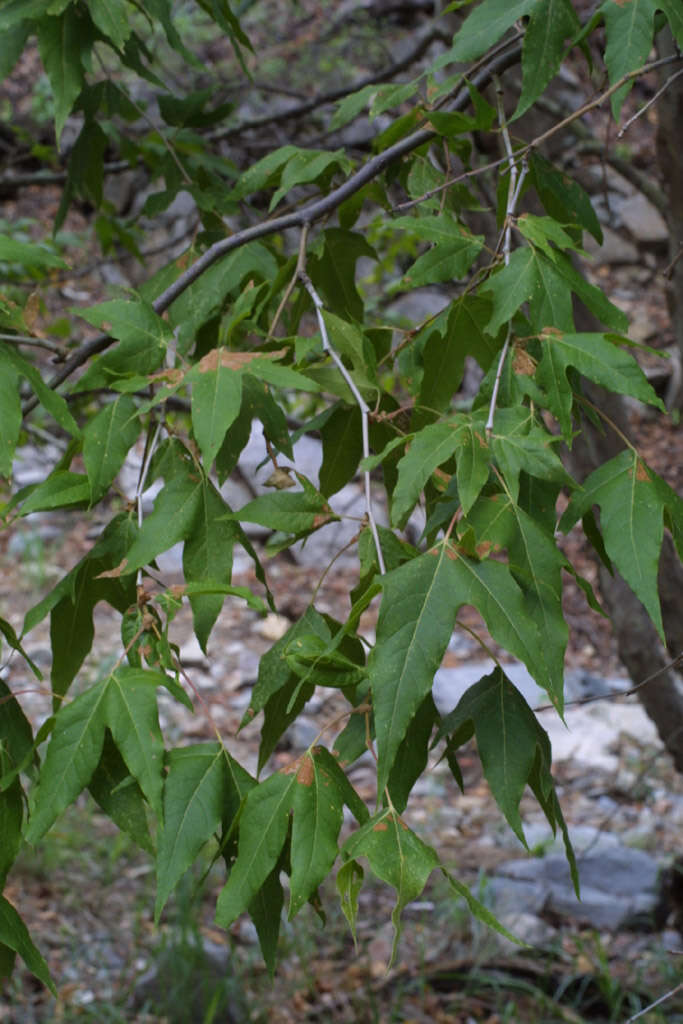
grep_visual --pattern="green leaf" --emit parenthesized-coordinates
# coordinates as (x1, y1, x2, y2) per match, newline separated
(391, 421, 462, 528)
(183, 481, 239, 651)
(387, 695, 437, 814)
(417, 295, 499, 423)
(448, 0, 538, 62)
(490, 409, 572, 503)
(87, 0, 132, 50)
(529, 153, 602, 244)
(248, 863, 284, 977)
(0, 679, 35, 776)
(37, 9, 93, 143)
(0, 777, 22, 887)
(559, 450, 679, 639)
(1, 344, 80, 438)
(329, 84, 378, 131)
(123, 473, 203, 575)
(342, 809, 439, 966)
(402, 232, 483, 288)
(370, 545, 458, 794)
(336, 859, 363, 947)
(156, 743, 254, 919)
(467, 495, 568, 700)
(538, 330, 664, 437)
(658, 0, 683, 46)
(104, 668, 165, 819)
(88, 731, 153, 854)
(47, 516, 137, 702)
(309, 229, 376, 322)
(0, 235, 67, 269)
(515, 213, 583, 257)
(0, 1, 52, 31)
(601, 0, 657, 118)
(436, 666, 552, 843)
(319, 404, 363, 497)
(0, 897, 55, 995)
(288, 750, 344, 918)
(25, 680, 108, 844)
(0, 350, 20, 477)
(19, 471, 90, 515)
(82, 395, 139, 503)
(455, 419, 491, 515)
(74, 299, 173, 390)
(215, 771, 297, 928)
(269, 148, 353, 211)
(188, 350, 244, 469)
(515, 0, 580, 118)
(233, 477, 337, 535)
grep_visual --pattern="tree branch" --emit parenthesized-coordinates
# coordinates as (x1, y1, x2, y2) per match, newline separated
(22, 41, 523, 416)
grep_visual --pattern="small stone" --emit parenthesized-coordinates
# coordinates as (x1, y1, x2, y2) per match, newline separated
(178, 635, 209, 668)
(258, 612, 290, 641)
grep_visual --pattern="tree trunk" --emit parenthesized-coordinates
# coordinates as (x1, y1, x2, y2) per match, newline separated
(566, 379, 683, 772)
(656, 27, 683, 408)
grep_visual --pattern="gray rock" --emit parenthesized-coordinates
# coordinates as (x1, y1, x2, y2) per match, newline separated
(432, 660, 547, 716)
(619, 193, 669, 245)
(584, 225, 639, 265)
(492, 844, 664, 932)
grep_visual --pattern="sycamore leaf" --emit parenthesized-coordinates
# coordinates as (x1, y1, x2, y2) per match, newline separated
(601, 0, 658, 118)
(466, 495, 568, 702)
(341, 809, 439, 966)
(402, 234, 483, 288)
(489, 409, 573, 503)
(82, 395, 140, 503)
(155, 743, 254, 919)
(391, 421, 462, 528)
(183, 481, 240, 651)
(0, 349, 20, 477)
(447, 0, 537, 63)
(309, 229, 376, 322)
(529, 153, 602, 244)
(387, 695, 437, 814)
(104, 668, 166, 819)
(122, 473, 204, 575)
(320, 404, 363, 497)
(370, 545, 459, 795)
(18, 472, 90, 516)
(74, 299, 173, 390)
(37, 9, 92, 143)
(455, 419, 491, 515)
(88, 732, 153, 854)
(2, 344, 79, 438)
(537, 331, 664, 438)
(559, 449, 682, 639)
(188, 351, 244, 469)
(436, 667, 554, 844)
(25, 680, 109, 844)
(269, 149, 353, 211)
(337, 859, 364, 948)
(233, 476, 337, 535)
(248, 863, 284, 977)
(0, 898, 55, 995)
(215, 771, 297, 928)
(288, 749, 345, 917)
(515, 0, 580, 118)
(88, 0, 132, 50)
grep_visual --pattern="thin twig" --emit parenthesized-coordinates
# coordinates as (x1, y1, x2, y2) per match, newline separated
(134, 420, 163, 588)
(623, 981, 683, 1023)
(535, 651, 683, 714)
(299, 270, 386, 575)
(20, 43, 524, 417)
(0, 332, 66, 356)
(267, 222, 309, 338)
(618, 65, 683, 138)
(485, 80, 528, 434)
(395, 52, 682, 213)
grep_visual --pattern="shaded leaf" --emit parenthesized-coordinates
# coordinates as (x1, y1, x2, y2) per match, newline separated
(0, 898, 55, 994)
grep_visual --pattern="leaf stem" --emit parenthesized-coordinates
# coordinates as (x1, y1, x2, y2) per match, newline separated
(299, 271, 386, 575)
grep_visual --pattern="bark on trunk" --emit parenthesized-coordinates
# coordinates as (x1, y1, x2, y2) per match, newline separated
(567, 378, 683, 772)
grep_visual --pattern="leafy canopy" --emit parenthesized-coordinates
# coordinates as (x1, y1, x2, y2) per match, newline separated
(0, 0, 681, 985)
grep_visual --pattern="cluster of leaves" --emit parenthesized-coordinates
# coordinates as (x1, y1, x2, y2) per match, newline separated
(0, 0, 682, 989)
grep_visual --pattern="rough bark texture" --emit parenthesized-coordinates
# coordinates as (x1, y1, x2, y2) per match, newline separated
(656, 27, 683, 408)
(567, 375, 683, 772)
